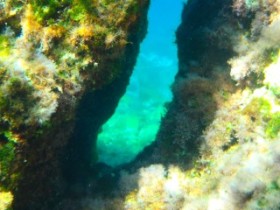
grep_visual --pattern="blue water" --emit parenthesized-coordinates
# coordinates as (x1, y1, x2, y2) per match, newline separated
(96, 0, 184, 167)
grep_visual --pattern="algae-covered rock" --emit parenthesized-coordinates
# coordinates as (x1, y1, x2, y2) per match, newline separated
(1, 0, 280, 209)
(13, 0, 279, 209)
(0, 0, 149, 209)
(117, 0, 280, 209)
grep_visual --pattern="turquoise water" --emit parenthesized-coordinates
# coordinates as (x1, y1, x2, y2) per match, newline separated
(96, 0, 184, 167)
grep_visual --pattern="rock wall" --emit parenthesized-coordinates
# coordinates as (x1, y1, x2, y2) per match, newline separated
(0, 0, 149, 209)
(116, 0, 280, 209)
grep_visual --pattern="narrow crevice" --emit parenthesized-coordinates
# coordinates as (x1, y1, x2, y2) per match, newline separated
(96, 0, 183, 168)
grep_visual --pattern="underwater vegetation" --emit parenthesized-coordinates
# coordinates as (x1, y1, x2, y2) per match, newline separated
(0, 0, 149, 208)
(117, 0, 280, 209)
(1, 0, 280, 209)
(56, 0, 280, 209)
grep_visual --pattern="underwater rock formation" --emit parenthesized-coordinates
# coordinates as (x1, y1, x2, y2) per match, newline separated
(48, 0, 280, 209)
(0, 0, 149, 209)
(118, 0, 280, 209)
(63, 0, 280, 209)
(1, 0, 280, 209)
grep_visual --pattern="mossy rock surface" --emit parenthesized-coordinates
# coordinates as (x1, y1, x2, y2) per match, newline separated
(0, 0, 149, 208)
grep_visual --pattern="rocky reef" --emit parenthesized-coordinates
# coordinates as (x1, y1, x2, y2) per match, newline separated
(1, 0, 280, 209)
(0, 0, 149, 209)
(59, 0, 280, 209)
(116, 0, 280, 209)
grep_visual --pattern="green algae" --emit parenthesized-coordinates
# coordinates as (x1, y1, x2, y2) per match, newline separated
(271, 87, 280, 98)
(243, 97, 280, 138)
(30, 0, 71, 23)
(0, 133, 16, 190)
(266, 112, 280, 138)
(30, 0, 98, 23)
(0, 35, 11, 56)
(243, 97, 272, 121)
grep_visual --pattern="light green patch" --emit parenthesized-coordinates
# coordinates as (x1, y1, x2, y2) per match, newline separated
(30, 0, 72, 23)
(0, 35, 11, 57)
(266, 112, 280, 138)
(67, 5, 87, 21)
(243, 97, 272, 121)
(269, 50, 279, 64)
(30, 0, 98, 23)
(270, 87, 280, 98)
(267, 181, 280, 191)
(226, 122, 234, 133)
